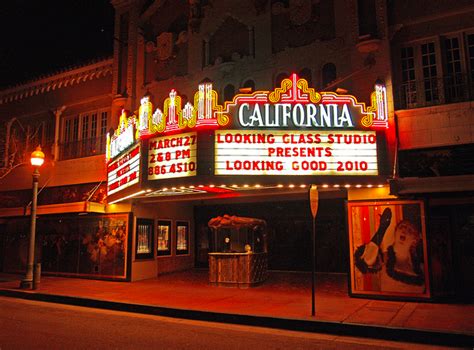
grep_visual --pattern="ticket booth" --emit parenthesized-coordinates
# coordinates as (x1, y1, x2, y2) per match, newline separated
(208, 215, 268, 287)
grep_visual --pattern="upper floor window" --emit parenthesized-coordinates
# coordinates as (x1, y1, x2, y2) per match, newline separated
(223, 84, 235, 102)
(395, 32, 474, 109)
(322, 63, 337, 89)
(241, 79, 255, 93)
(299, 68, 312, 86)
(60, 109, 109, 160)
(357, 0, 377, 39)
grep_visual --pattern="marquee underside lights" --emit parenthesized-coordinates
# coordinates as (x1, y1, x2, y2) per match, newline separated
(108, 190, 145, 204)
(148, 132, 197, 180)
(215, 130, 378, 176)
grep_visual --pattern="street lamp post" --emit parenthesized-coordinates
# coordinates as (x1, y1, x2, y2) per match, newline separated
(20, 146, 45, 290)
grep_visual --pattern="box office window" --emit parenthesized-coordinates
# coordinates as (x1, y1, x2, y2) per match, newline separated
(157, 220, 172, 256)
(176, 221, 189, 255)
(136, 218, 154, 259)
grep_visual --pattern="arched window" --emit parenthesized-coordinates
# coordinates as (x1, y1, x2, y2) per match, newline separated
(242, 79, 256, 92)
(199, 77, 213, 84)
(275, 73, 289, 87)
(322, 63, 337, 88)
(224, 84, 235, 102)
(299, 68, 312, 86)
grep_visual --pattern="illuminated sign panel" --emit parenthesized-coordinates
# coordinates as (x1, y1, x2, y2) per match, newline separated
(107, 144, 140, 195)
(148, 132, 197, 180)
(110, 123, 134, 159)
(215, 130, 378, 176)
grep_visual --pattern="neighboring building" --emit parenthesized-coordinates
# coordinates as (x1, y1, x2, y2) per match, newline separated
(1, 0, 471, 302)
(0, 59, 122, 279)
(388, 0, 474, 300)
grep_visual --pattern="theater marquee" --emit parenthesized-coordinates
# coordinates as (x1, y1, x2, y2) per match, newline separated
(215, 130, 378, 175)
(106, 73, 389, 196)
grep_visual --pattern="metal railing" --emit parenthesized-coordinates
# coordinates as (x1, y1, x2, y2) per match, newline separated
(59, 136, 106, 160)
(395, 73, 474, 110)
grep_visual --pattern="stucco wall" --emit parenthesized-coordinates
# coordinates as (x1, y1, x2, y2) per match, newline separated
(130, 201, 195, 281)
(397, 102, 474, 150)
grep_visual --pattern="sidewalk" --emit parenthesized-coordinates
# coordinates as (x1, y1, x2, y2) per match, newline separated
(1, 270, 472, 347)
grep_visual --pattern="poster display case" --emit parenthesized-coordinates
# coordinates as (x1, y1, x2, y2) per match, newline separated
(157, 220, 172, 256)
(347, 200, 430, 299)
(176, 221, 189, 255)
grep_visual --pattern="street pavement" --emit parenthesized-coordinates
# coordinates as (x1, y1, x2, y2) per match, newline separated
(1, 297, 453, 350)
(0, 270, 472, 347)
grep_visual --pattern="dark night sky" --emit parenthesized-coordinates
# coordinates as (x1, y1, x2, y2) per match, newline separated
(0, 0, 114, 89)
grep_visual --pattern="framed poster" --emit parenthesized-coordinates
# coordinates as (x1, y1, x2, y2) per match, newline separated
(176, 221, 189, 255)
(136, 218, 154, 259)
(347, 200, 430, 299)
(157, 220, 172, 256)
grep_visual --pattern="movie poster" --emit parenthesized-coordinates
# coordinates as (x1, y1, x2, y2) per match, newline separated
(347, 200, 430, 299)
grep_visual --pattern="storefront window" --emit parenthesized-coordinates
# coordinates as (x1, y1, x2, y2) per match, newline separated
(136, 218, 154, 259)
(157, 220, 171, 256)
(176, 221, 189, 255)
(2, 214, 129, 279)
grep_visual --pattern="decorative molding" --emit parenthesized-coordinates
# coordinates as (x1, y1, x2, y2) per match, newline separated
(0, 58, 113, 105)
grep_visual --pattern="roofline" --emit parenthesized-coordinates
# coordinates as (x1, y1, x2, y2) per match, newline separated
(0, 57, 113, 105)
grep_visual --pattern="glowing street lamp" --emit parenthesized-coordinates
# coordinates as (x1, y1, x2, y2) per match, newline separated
(20, 146, 45, 289)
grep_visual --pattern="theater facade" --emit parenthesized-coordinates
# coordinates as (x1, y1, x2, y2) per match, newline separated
(102, 74, 430, 300)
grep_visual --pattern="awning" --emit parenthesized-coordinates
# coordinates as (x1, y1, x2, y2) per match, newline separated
(389, 175, 474, 195)
(0, 201, 105, 218)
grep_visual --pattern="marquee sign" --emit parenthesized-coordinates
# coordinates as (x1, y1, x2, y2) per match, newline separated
(214, 73, 387, 176)
(106, 73, 389, 189)
(107, 144, 140, 195)
(215, 130, 378, 176)
(148, 132, 197, 180)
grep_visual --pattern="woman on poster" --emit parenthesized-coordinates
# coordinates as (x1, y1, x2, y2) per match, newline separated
(354, 208, 426, 294)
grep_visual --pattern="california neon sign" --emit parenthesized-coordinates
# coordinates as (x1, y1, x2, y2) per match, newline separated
(223, 74, 388, 130)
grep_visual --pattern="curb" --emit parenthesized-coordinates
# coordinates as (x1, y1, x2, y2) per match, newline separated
(1, 289, 472, 348)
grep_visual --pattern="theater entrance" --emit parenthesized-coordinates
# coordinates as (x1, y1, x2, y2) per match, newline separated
(194, 196, 348, 273)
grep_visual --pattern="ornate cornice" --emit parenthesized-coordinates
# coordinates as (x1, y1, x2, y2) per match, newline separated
(0, 58, 113, 105)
